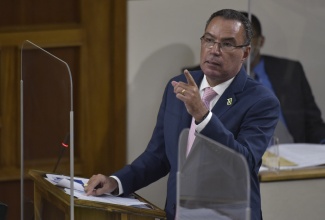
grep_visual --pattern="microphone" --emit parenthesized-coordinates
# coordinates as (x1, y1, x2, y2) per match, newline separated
(53, 133, 70, 173)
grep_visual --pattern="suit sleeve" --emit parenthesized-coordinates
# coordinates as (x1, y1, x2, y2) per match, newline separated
(112, 83, 171, 196)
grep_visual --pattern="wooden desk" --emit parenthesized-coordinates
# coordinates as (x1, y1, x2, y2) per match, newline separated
(259, 167, 325, 220)
(29, 170, 166, 220)
(259, 166, 325, 182)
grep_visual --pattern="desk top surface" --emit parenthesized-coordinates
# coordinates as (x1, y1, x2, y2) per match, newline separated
(28, 169, 166, 219)
(259, 166, 325, 182)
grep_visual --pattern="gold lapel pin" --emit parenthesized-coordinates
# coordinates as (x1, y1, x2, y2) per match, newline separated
(227, 98, 232, 105)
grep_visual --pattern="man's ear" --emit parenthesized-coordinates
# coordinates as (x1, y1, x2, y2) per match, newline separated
(242, 46, 251, 62)
(258, 35, 265, 48)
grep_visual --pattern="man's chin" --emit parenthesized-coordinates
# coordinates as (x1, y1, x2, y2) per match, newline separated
(202, 65, 221, 75)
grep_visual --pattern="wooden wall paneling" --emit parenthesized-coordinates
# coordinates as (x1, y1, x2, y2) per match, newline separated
(79, 0, 112, 177)
(0, 1, 128, 178)
(0, 46, 20, 168)
(21, 45, 82, 176)
(79, 0, 126, 177)
(0, 0, 80, 27)
(111, 0, 127, 175)
(0, 0, 127, 218)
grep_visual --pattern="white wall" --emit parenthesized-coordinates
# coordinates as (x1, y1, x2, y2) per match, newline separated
(127, 0, 325, 210)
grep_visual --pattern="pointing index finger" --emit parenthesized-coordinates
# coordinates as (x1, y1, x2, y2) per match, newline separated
(184, 69, 196, 86)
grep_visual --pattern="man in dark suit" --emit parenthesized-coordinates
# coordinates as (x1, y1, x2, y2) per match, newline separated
(188, 12, 325, 144)
(241, 12, 325, 144)
(85, 9, 280, 220)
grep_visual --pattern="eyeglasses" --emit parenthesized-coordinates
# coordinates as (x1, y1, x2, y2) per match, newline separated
(200, 35, 249, 52)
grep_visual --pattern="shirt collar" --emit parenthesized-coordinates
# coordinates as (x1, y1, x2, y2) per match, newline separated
(199, 75, 235, 97)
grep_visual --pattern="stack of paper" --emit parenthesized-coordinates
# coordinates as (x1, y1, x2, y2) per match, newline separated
(45, 174, 149, 208)
(261, 143, 325, 171)
(46, 174, 87, 191)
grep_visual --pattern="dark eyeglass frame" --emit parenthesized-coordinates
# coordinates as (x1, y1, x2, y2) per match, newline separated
(200, 35, 249, 52)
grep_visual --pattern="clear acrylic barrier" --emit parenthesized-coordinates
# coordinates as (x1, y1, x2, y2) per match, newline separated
(20, 40, 74, 219)
(176, 129, 250, 220)
(263, 136, 280, 171)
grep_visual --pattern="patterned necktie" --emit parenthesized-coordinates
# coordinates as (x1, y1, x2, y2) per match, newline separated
(186, 87, 217, 156)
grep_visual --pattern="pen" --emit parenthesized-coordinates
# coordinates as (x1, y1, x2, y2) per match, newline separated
(73, 179, 84, 186)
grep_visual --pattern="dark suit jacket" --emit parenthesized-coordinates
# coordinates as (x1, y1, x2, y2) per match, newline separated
(263, 55, 325, 143)
(186, 56, 325, 143)
(113, 67, 280, 220)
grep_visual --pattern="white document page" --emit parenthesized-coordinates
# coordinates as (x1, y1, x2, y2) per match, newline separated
(45, 174, 87, 191)
(64, 189, 148, 207)
(45, 174, 149, 208)
(260, 143, 325, 172)
(278, 143, 325, 170)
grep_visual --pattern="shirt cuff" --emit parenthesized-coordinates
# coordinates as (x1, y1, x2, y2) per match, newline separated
(195, 111, 212, 133)
(110, 175, 124, 195)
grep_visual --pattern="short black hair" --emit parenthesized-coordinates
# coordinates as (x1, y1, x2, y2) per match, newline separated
(205, 9, 253, 45)
(240, 12, 262, 37)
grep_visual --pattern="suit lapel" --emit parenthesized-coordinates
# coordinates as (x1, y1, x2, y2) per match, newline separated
(211, 68, 247, 117)
(178, 69, 248, 128)
(179, 69, 247, 164)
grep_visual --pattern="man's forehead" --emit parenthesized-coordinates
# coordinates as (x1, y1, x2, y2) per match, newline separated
(206, 17, 243, 31)
(206, 17, 244, 39)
